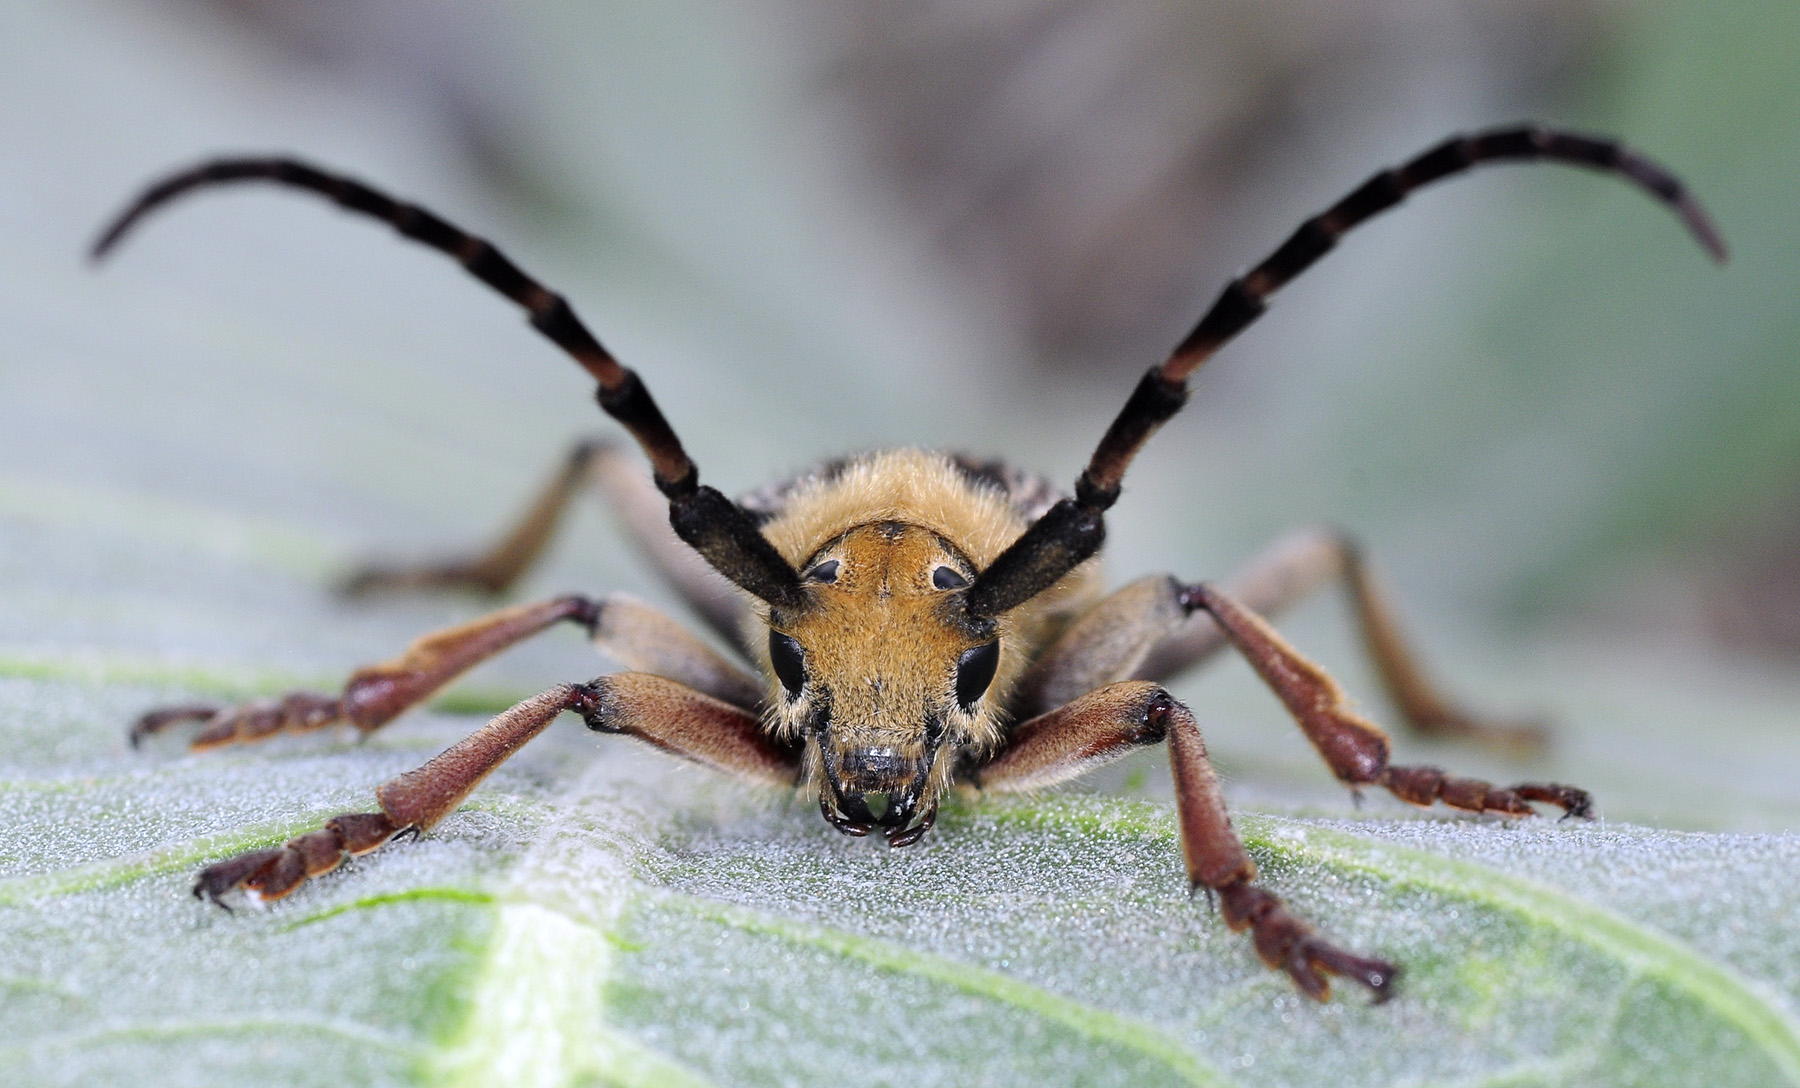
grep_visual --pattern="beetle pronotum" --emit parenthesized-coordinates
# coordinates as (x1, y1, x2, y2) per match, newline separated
(95, 125, 1723, 1001)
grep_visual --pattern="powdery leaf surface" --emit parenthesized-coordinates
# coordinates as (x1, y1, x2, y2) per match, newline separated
(4, 695, 1800, 1088)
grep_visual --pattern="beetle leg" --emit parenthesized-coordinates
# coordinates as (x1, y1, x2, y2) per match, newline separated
(588, 596, 764, 709)
(194, 675, 799, 904)
(981, 682, 1396, 1002)
(340, 440, 747, 651)
(131, 692, 346, 751)
(194, 812, 403, 906)
(339, 441, 607, 598)
(1024, 533, 1543, 749)
(1014, 575, 1191, 718)
(133, 595, 603, 749)
(1134, 529, 1544, 749)
(983, 681, 1177, 791)
(1183, 583, 1591, 818)
(135, 593, 766, 751)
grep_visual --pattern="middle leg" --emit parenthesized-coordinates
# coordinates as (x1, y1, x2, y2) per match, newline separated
(1139, 529, 1545, 749)
(133, 595, 603, 749)
(339, 439, 748, 649)
(1019, 528, 1545, 747)
(1015, 555, 1588, 817)
(133, 593, 762, 749)
(1186, 582, 1590, 818)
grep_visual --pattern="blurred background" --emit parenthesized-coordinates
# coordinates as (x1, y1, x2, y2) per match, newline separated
(2, 0, 1798, 828)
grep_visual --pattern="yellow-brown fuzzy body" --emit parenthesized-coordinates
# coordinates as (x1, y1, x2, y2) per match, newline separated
(746, 450, 1102, 829)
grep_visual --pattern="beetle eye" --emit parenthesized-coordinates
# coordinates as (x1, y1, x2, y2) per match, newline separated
(955, 640, 1000, 710)
(932, 565, 969, 590)
(806, 559, 840, 584)
(769, 630, 806, 697)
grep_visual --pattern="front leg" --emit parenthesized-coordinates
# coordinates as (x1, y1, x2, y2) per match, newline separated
(981, 682, 1395, 1001)
(195, 674, 798, 904)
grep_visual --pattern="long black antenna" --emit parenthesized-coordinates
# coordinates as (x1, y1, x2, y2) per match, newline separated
(91, 157, 807, 612)
(967, 125, 1727, 618)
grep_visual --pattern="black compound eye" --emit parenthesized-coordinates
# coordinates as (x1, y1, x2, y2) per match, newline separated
(955, 640, 1000, 711)
(769, 630, 806, 697)
(932, 565, 969, 591)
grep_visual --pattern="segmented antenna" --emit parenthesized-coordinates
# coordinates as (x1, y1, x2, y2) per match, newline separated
(967, 125, 1726, 619)
(92, 157, 807, 612)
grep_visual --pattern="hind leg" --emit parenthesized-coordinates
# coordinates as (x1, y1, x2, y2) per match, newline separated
(342, 440, 746, 647)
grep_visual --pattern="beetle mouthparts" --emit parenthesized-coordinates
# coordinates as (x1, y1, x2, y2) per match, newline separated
(819, 794, 871, 837)
(818, 790, 939, 848)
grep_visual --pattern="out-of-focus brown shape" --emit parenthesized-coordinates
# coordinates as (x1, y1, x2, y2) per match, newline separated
(815, 0, 1619, 370)
(192, 0, 1617, 373)
(1708, 515, 1800, 660)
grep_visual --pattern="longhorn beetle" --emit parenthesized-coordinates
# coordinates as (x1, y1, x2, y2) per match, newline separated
(95, 126, 1724, 1002)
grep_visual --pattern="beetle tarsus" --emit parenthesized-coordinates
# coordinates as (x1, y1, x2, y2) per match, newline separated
(1219, 879, 1397, 1003)
(1516, 783, 1594, 820)
(130, 704, 221, 747)
(193, 848, 285, 906)
(191, 811, 405, 906)
(132, 693, 345, 751)
(1380, 765, 1593, 819)
(1302, 940, 1401, 1005)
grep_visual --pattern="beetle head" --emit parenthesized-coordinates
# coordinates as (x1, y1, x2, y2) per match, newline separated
(760, 521, 1009, 846)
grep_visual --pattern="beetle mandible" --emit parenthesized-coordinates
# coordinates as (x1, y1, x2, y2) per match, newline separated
(94, 125, 1725, 1001)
